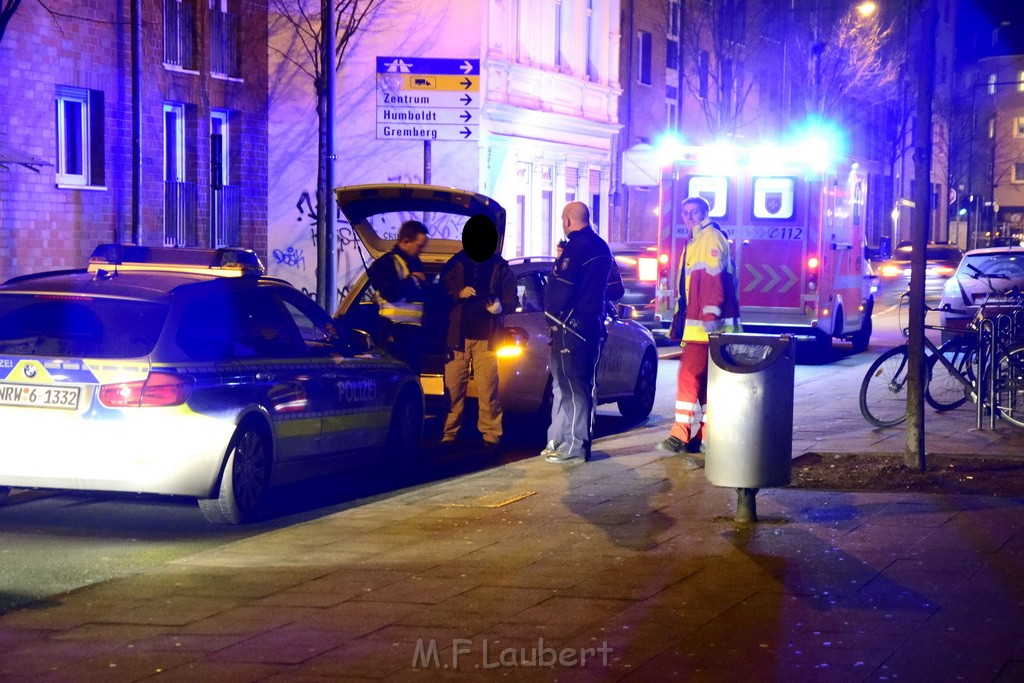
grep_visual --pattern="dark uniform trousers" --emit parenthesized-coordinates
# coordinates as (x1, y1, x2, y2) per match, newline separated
(546, 316, 605, 460)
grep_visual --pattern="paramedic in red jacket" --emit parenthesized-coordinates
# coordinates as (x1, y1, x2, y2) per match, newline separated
(657, 196, 741, 462)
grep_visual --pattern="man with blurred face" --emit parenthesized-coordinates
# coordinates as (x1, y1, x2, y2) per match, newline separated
(438, 215, 519, 451)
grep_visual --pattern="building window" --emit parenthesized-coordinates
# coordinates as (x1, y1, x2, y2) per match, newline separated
(1014, 162, 1024, 184)
(210, 110, 240, 246)
(638, 31, 652, 85)
(666, 100, 678, 130)
(210, 0, 239, 77)
(669, 0, 680, 37)
(1019, 70, 1024, 92)
(164, 0, 196, 70)
(666, 38, 679, 70)
(164, 103, 196, 246)
(698, 50, 710, 99)
(585, 0, 596, 79)
(988, 72, 997, 95)
(1015, 117, 1024, 138)
(554, 0, 564, 68)
(989, 116, 996, 139)
(55, 86, 104, 187)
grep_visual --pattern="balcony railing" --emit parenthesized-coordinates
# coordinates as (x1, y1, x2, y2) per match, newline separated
(163, 0, 196, 70)
(210, 8, 240, 77)
(164, 181, 197, 246)
(211, 184, 241, 247)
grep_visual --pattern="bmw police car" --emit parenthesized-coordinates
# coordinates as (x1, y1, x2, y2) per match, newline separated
(334, 184, 657, 421)
(0, 245, 422, 524)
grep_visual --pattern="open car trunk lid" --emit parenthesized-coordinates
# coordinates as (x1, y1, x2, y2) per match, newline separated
(334, 184, 506, 263)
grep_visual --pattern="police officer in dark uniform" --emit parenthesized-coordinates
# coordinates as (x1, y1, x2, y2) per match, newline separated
(542, 201, 614, 464)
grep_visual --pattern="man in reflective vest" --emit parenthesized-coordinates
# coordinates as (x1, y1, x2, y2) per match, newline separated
(657, 196, 741, 463)
(367, 219, 430, 372)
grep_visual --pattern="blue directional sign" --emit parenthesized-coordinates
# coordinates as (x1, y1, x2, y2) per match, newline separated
(377, 57, 479, 75)
(376, 57, 481, 141)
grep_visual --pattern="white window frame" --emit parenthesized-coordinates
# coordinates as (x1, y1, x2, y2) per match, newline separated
(210, 110, 229, 187)
(1014, 162, 1024, 184)
(1018, 70, 1024, 92)
(1014, 117, 1024, 139)
(554, 0, 564, 68)
(164, 103, 186, 182)
(988, 73, 997, 95)
(638, 31, 652, 85)
(56, 87, 90, 186)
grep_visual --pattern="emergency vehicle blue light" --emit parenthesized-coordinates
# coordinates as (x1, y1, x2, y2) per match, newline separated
(789, 118, 847, 173)
(655, 132, 687, 165)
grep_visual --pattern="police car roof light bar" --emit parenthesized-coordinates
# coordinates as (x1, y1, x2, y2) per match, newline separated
(87, 244, 265, 277)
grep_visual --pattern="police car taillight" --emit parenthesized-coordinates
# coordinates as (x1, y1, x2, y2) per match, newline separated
(637, 256, 659, 283)
(99, 372, 195, 408)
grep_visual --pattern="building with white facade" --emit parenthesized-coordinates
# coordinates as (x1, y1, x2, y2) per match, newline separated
(267, 0, 621, 298)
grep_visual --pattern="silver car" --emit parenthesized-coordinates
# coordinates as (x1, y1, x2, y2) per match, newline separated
(938, 246, 1024, 341)
(334, 184, 658, 421)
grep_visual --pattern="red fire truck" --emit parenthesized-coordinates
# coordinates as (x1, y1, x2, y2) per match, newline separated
(652, 140, 878, 352)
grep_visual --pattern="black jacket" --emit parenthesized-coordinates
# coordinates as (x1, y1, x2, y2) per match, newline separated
(545, 226, 613, 336)
(439, 251, 519, 351)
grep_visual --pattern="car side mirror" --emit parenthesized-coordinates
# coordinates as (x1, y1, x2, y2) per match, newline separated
(345, 328, 375, 355)
(616, 303, 637, 320)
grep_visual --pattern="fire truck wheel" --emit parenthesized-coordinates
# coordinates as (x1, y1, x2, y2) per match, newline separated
(850, 298, 874, 353)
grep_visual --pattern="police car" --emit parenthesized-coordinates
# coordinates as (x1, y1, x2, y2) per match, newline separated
(334, 184, 658, 421)
(0, 245, 423, 524)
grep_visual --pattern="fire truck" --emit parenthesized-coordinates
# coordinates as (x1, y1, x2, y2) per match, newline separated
(651, 140, 878, 352)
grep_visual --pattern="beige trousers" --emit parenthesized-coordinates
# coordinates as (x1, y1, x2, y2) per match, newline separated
(443, 338, 502, 443)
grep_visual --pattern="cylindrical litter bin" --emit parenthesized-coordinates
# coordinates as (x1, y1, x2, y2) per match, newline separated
(705, 333, 794, 489)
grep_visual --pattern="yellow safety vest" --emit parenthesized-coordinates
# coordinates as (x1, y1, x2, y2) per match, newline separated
(375, 254, 424, 325)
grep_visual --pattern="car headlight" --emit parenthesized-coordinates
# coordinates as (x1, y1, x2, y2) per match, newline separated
(496, 326, 528, 359)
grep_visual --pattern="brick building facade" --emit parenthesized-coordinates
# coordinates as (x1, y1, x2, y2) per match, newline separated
(0, 0, 268, 281)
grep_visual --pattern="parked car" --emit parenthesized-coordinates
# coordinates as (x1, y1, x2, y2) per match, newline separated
(334, 184, 659, 421)
(0, 245, 422, 524)
(875, 241, 963, 303)
(938, 246, 1024, 340)
(611, 247, 671, 338)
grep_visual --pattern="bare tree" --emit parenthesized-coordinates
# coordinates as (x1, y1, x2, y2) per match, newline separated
(798, 8, 898, 120)
(0, 0, 22, 44)
(270, 0, 385, 306)
(678, 0, 779, 139)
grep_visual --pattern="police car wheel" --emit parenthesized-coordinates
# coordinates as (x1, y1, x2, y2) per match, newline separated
(0, 486, 9, 504)
(385, 387, 424, 462)
(199, 423, 271, 525)
(618, 349, 657, 420)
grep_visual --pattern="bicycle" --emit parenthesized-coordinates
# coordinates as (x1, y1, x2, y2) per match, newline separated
(859, 285, 1024, 429)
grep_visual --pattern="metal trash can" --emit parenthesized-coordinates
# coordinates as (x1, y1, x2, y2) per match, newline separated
(705, 333, 794, 490)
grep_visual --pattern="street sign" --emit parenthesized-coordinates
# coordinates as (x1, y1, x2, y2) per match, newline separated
(376, 57, 480, 142)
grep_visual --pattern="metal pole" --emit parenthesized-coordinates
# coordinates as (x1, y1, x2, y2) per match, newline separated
(130, 0, 142, 244)
(905, 0, 937, 472)
(323, 1, 338, 314)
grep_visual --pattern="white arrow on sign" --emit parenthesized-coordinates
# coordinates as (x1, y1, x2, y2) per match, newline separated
(761, 265, 781, 292)
(460, 60, 473, 74)
(744, 264, 763, 292)
(744, 264, 799, 293)
(778, 265, 798, 293)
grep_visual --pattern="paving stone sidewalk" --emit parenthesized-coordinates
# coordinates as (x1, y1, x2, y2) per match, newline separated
(1, 355, 1023, 681)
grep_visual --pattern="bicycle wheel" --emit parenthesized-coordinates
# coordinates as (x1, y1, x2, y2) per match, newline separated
(994, 342, 1024, 430)
(860, 345, 912, 428)
(925, 335, 977, 412)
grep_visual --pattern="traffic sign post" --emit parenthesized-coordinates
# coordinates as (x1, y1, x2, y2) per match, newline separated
(376, 57, 481, 142)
